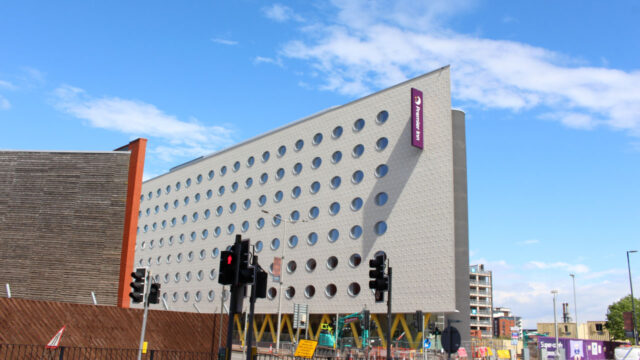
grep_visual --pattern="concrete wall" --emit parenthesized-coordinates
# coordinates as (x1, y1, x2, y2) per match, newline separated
(0, 151, 130, 305)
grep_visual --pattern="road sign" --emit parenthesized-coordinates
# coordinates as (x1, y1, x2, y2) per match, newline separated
(512, 332, 519, 339)
(294, 339, 318, 358)
(441, 326, 461, 354)
(424, 339, 431, 349)
(293, 304, 309, 329)
(45, 326, 66, 349)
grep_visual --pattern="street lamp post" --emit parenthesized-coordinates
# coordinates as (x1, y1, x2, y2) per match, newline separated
(262, 209, 310, 353)
(627, 250, 637, 345)
(570, 274, 578, 338)
(552, 290, 559, 360)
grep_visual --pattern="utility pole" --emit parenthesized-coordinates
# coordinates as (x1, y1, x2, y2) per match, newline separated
(552, 290, 559, 360)
(387, 266, 392, 360)
(627, 250, 638, 345)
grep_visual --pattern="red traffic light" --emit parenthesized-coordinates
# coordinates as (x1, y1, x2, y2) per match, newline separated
(226, 254, 233, 265)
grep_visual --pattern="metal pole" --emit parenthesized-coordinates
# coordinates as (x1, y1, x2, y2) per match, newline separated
(219, 287, 226, 351)
(627, 251, 638, 345)
(137, 271, 151, 360)
(422, 313, 425, 360)
(276, 215, 286, 353)
(570, 274, 578, 337)
(387, 266, 392, 360)
(246, 256, 258, 360)
(552, 290, 559, 360)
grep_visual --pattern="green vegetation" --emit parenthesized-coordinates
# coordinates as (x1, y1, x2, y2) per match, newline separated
(605, 295, 640, 340)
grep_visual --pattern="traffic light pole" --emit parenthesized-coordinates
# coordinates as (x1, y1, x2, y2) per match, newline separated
(136, 271, 151, 360)
(246, 254, 258, 360)
(387, 266, 392, 360)
(225, 236, 242, 360)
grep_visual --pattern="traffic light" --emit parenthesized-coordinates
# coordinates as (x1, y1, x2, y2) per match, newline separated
(255, 266, 268, 298)
(129, 268, 146, 303)
(238, 239, 254, 285)
(362, 310, 370, 331)
(369, 254, 388, 302)
(218, 250, 235, 285)
(148, 283, 161, 304)
(413, 311, 423, 332)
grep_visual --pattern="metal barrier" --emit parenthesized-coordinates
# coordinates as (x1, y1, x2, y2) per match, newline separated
(0, 344, 215, 360)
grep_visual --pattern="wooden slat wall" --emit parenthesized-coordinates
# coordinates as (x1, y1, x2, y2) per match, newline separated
(0, 298, 227, 353)
(0, 151, 129, 306)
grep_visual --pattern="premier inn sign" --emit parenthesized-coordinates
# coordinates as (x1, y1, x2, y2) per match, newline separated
(411, 88, 424, 149)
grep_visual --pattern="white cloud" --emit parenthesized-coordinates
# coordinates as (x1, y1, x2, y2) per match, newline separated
(211, 38, 238, 46)
(52, 85, 234, 161)
(0, 80, 16, 90)
(277, 1, 640, 136)
(263, 4, 304, 23)
(254, 56, 283, 67)
(518, 239, 540, 245)
(0, 95, 10, 110)
(526, 261, 589, 274)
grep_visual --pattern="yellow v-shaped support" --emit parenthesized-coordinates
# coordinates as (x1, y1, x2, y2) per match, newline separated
(312, 314, 333, 340)
(282, 314, 295, 341)
(234, 314, 245, 346)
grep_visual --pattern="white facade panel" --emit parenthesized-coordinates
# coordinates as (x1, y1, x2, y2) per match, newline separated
(135, 66, 461, 315)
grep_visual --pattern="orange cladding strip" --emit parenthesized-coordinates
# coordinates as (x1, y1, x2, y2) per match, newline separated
(116, 138, 147, 308)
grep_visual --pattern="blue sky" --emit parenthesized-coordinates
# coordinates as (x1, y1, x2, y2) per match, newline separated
(1, 0, 638, 327)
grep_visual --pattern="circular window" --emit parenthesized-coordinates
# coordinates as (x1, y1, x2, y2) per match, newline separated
(233, 161, 240, 172)
(199, 249, 206, 260)
(287, 261, 297, 273)
(311, 157, 322, 169)
(183, 292, 190, 302)
(288, 235, 298, 248)
(175, 181, 182, 190)
(352, 170, 364, 184)
(376, 164, 389, 178)
(247, 156, 255, 167)
(349, 254, 362, 267)
(166, 254, 172, 263)
(350, 225, 363, 239)
(212, 248, 219, 258)
(168, 236, 174, 246)
(208, 170, 215, 180)
(214, 226, 221, 237)
(262, 151, 270, 162)
(260, 173, 268, 184)
(313, 133, 323, 145)
(293, 162, 303, 175)
(310, 181, 321, 194)
(216, 206, 223, 216)
(164, 273, 169, 283)
(192, 212, 199, 222)
(186, 178, 192, 187)
(308, 206, 319, 219)
(159, 238, 164, 247)
(181, 215, 188, 224)
(220, 166, 227, 176)
(210, 269, 216, 279)
(197, 270, 204, 280)
(327, 256, 338, 270)
(256, 217, 265, 229)
(375, 192, 388, 206)
(206, 189, 213, 199)
(377, 110, 389, 124)
(172, 292, 178, 302)
(306, 258, 317, 272)
(267, 288, 277, 299)
(272, 215, 282, 226)
(332, 126, 343, 139)
(190, 231, 196, 241)
(329, 202, 340, 216)
(229, 202, 237, 213)
(174, 272, 181, 282)
(348, 282, 361, 297)
(325, 284, 337, 298)
(290, 210, 300, 221)
(227, 223, 235, 234)
(330, 176, 341, 189)
(179, 234, 185, 243)
(195, 194, 201, 203)
(375, 221, 388, 235)
(185, 271, 192, 282)
(328, 229, 339, 242)
(305, 286, 316, 298)
(241, 221, 249, 232)
(258, 195, 267, 206)
(353, 144, 364, 158)
(376, 137, 389, 151)
(173, 200, 179, 209)
(278, 145, 287, 157)
(276, 168, 285, 180)
(331, 151, 342, 164)
(274, 190, 283, 203)
(285, 287, 295, 299)
(195, 291, 202, 302)
(231, 182, 239, 193)
(208, 290, 215, 301)
(166, 185, 172, 194)
(295, 139, 304, 151)
(307, 232, 318, 246)
(202, 229, 209, 239)
(187, 251, 194, 261)
(291, 186, 301, 199)
(256, 241, 263, 252)
(218, 186, 225, 196)
(243, 198, 251, 210)
(353, 118, 365, 132)
(163, 203, 169, 211)
(245, 177, 253, 189)
(271, 238, 280, 250)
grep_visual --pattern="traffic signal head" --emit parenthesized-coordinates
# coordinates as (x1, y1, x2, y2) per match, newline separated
(148, 283, 161, 304)
(218, 250, 235, 285)
(238, 239, 254, 285)
(129, 268, 147, 303)
(368, 253, 388, 297)
(255, 266, 268, 298)
(362, 310, 370, 331)
(413, 311, 423, 331)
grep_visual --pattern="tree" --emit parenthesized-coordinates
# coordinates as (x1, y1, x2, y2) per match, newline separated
(605, 295, 640, 340)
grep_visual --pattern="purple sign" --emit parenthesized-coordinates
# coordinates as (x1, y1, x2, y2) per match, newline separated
(411, 88, 424, 149)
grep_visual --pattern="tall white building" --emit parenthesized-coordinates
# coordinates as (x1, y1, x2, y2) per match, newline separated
(134, 66, 470, 349)
(470, 264, 493, 338)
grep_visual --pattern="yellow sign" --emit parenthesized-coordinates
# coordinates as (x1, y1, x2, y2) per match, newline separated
(294, 339, 318, 359)
(142, 341, 148, 354)
(497, 350, 511, 359)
